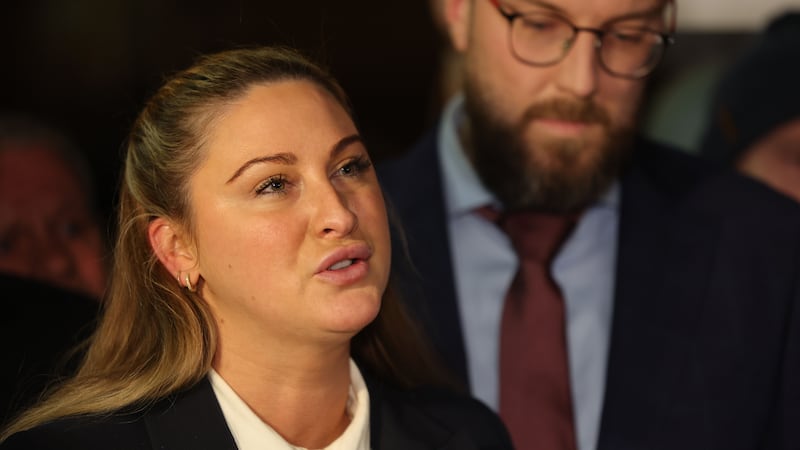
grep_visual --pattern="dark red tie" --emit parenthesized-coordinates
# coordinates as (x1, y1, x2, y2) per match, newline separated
(480, 208, 578, 450)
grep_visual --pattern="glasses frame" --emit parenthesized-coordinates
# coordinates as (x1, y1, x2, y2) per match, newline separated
(487, 0, 676, 79)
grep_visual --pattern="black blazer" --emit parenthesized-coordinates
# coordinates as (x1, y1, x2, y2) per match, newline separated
(0, 274, 99, 424)
(378, 131, 800, 449)
(0, 373, 512, 449)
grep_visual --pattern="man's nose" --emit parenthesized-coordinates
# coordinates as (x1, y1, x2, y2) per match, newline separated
(40, 235, 77, 280)
(553, 32, 600, 98)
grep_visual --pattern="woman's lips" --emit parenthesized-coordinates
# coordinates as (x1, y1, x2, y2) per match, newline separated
(314, 242, 372, 285)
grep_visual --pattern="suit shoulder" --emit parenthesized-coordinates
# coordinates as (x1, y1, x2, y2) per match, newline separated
(1, 412, 149, 450)
(629, 137, 719, 195)
(379, 384, 513, 449)
(377, 128, 438, 189)
(632, 137, 800, 223)
(408, 387, 507, 430)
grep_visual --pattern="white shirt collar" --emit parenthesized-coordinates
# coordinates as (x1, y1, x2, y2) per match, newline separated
(209, 359, 370, 450)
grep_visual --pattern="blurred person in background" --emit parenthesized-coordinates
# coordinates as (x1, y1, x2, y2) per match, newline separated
(0, 115, 103, 425)
(0, 114, 107, 300)
(701, 11, 800, 203)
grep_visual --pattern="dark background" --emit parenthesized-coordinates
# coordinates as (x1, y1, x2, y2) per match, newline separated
(2, 0, 757, 226)
(2, 0, 445, 224)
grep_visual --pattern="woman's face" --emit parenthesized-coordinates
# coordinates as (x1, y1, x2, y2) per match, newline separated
(187, 80, 390, 348)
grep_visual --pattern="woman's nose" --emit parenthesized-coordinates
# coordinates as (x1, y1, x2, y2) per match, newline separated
(312, 183, 358, 238)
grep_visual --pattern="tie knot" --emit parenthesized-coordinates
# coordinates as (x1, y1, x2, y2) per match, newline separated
(476, 206, 577, 263)
(502, 212, 577, 262)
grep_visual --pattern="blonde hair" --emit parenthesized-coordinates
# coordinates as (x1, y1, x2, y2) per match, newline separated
(2, 46, 445, 439)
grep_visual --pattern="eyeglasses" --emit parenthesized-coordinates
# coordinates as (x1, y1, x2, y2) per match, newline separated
(488, 0, 675, 79)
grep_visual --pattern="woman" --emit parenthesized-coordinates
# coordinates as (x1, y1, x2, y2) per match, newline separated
(0, 47, 511, 449)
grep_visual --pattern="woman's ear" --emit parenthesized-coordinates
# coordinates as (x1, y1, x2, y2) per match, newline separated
(444, 0, 473, 52)
(148, 217, 199, 288)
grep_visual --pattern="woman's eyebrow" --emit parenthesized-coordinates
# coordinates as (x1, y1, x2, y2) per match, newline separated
(330, 134, 363, 158)
(226, 134, 363, 184)
(226, 152, 297, 184)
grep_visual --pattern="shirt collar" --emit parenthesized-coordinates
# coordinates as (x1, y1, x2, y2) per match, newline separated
(438, 94, 497, 217)
(209, 358, 370, 450)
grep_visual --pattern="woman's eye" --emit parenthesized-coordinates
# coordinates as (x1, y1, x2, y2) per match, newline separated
(255, 176, 288, 195)
(337, 156, 372, 178)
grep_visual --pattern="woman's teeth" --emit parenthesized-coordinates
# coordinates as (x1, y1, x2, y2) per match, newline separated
(328, 259, 355, 271)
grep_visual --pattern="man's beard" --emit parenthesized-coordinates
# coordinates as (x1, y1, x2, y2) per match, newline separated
(463, 84, 636, 214)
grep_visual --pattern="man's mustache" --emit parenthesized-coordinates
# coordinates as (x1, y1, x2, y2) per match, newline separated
(518, 98, 611, 128)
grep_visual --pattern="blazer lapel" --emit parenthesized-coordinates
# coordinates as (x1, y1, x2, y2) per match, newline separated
(143, 374, 481, 450)
(144, 378, 238, 450)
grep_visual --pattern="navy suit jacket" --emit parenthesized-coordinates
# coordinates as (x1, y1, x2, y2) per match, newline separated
(378, 131, 800, 449)
(1, 372, 512, 450)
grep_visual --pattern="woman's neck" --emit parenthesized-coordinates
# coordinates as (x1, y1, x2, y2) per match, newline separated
(212, 341, 353, 449)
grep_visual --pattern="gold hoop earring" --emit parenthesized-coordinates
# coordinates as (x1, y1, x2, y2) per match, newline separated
(184, 274, 196, 292)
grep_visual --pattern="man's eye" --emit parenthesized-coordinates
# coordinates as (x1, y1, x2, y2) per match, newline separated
(0, 237, 13, 255)
(609, 28, 650, 44)
(0, 230, 22, 256)
(521, 17, 561, 33)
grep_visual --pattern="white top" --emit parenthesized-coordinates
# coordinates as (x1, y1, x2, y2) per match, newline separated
(438, 94, 619, 450)
(209, 359, 370, 450)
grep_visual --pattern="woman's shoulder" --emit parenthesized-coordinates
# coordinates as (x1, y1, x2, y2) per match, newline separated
(2, 378, 237, 450)
(394, 385, 505, 426)
(1, 412, 150, 450)
(369, 379, 513, 450)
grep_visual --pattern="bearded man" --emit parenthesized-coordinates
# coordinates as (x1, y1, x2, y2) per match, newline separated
(379, 0, 800, 449)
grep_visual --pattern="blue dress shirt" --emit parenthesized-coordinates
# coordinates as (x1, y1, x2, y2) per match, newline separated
(438, 95, 619, 450)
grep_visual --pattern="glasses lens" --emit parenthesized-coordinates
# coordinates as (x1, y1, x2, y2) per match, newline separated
(510, 14, 575, 66)
(600, 27, 666, 77)
(506, 8, 671, 78)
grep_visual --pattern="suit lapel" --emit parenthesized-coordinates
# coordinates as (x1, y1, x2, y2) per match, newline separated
(143, 378, 238, 450)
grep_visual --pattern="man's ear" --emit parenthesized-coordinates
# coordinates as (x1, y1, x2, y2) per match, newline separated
(443, 0, 472, 52)
(148, 217, 199, 286)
